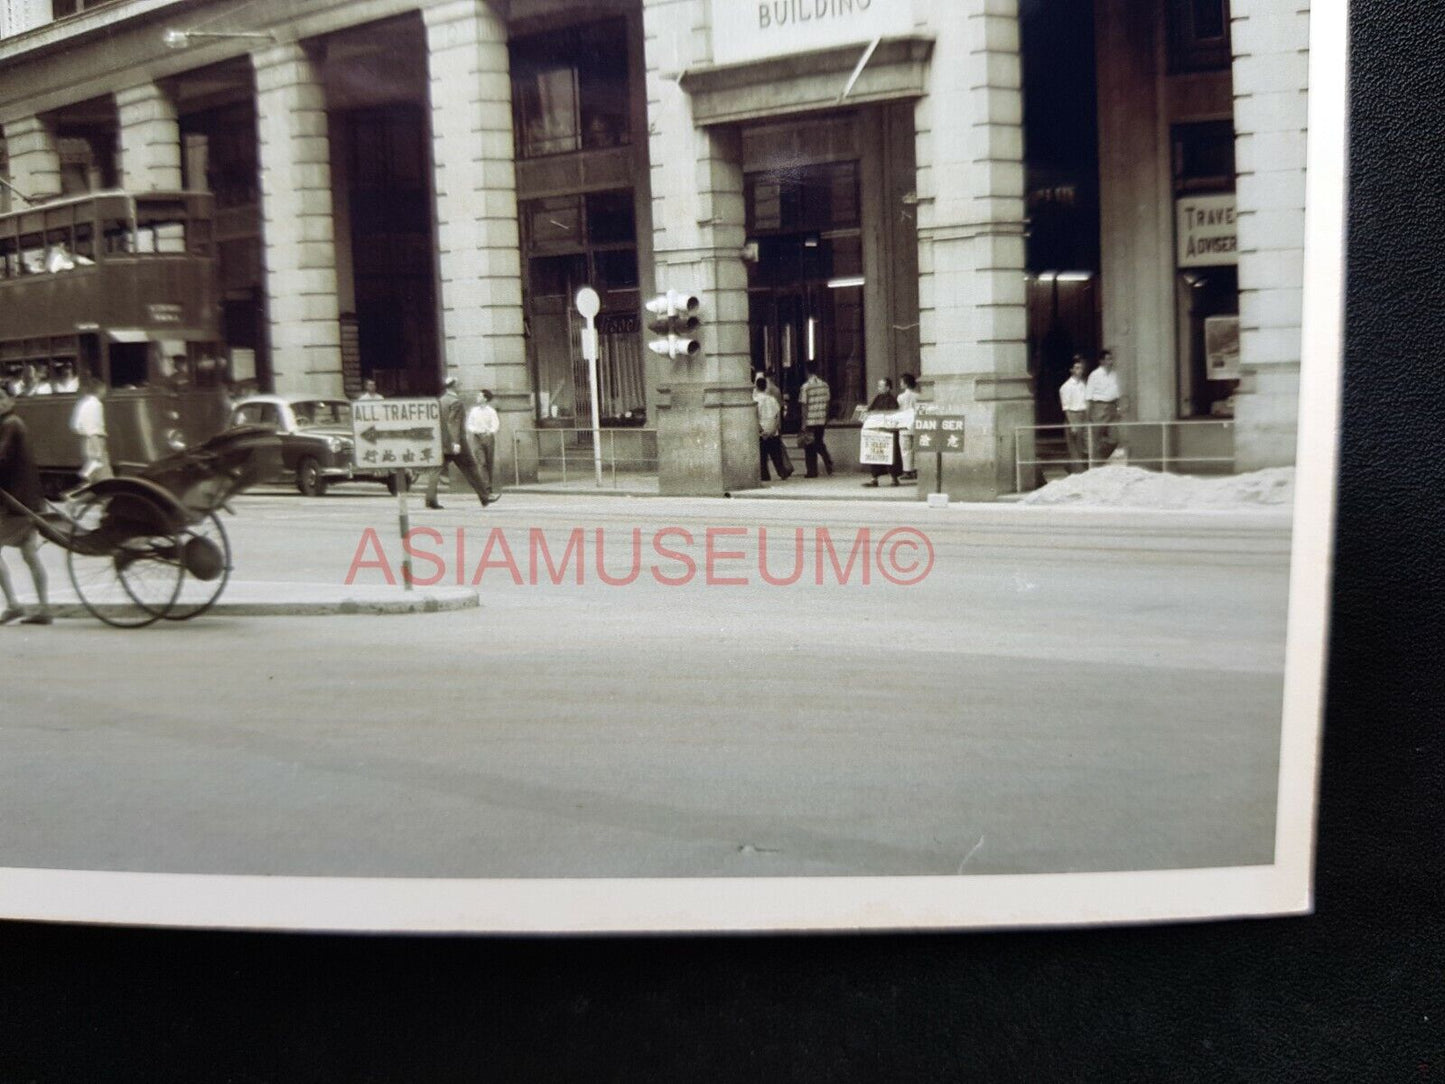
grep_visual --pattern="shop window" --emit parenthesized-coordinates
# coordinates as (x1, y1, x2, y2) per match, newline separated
(511, 19, 631, 160)
(1172, 121, 1235, 193)
(528, 253, 588, 298)
(55, 131, 116, 195)
(593, 249, 638, 292)
(585, 191, 635, 246)
(1173, 122, 1239, 418)
(521, 187, 640, 425)
(747, 161, 859, 235)
(527, 196, 583, 253)
(1168, 0, 1232, 73)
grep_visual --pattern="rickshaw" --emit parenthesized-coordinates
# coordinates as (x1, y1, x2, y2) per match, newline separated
(0, 425, 278, 627)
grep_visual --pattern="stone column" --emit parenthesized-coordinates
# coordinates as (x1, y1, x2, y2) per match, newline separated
(252, 42, 343, 396)
(2, 115, 61, 204)
(424, 1, 526, 404)
(1231, 0, 1310, 470)
(643, 0, 757, 496)
(116, 83, 182, 191)
(912, 0, 1032, 499)
(1094, 0, 1175, 427)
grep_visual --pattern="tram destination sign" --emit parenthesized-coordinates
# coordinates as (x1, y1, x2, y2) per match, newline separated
(912, 403, 967, 454)
(351, 398, 444, 470)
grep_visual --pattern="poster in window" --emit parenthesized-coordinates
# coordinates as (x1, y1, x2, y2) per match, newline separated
(1204, 315, 1240, 380)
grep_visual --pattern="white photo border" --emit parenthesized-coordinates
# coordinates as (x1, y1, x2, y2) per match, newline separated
(0, 0, 1345, 934)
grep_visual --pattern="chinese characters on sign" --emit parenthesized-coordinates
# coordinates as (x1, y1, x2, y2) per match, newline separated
(351, 398, 444, 470)
(912, 404, 966, 454)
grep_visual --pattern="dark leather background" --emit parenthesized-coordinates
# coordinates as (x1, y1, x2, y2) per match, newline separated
(1, 5, 1440, 1080)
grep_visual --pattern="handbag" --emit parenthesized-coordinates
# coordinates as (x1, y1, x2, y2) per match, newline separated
(799, 430, 815, 448)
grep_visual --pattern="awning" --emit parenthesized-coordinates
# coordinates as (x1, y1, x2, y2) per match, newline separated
(101, 328, 210, 344)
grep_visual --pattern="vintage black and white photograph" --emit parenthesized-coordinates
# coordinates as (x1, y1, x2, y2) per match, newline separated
(0, 0, 1340, 932)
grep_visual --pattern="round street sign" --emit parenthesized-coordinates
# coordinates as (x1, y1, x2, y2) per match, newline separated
(574, 286, 600, 320)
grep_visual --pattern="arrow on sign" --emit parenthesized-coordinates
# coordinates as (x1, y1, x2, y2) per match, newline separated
(359, 425, 437, 444)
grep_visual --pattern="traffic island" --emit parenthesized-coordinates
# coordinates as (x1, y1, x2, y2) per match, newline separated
(24, 583, 479, 620)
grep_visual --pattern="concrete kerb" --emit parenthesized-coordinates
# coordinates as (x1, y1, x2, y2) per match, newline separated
(27, 584, 479, 621)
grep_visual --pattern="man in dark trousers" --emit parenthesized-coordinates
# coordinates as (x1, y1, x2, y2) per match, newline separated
(0, 388, 53, 624)
(425, 376, 494, 510)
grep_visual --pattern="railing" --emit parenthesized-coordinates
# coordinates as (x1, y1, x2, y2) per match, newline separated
(1013, 419, 1235, 493)
(512, 427, 659, 489)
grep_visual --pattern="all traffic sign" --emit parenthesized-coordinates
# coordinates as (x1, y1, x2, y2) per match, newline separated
(351, 398, 445, 470)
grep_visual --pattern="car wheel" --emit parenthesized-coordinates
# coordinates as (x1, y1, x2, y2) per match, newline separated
(296, 457, 326, 497)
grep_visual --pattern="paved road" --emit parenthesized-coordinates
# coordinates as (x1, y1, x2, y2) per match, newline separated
(0, 487, 1291, 879)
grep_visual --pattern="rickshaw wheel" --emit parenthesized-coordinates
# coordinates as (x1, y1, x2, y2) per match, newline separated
(65, 489, 185, 628)
(163, 512, 232, 621)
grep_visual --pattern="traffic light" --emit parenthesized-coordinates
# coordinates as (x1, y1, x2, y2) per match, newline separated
(644, 290, 702, 359)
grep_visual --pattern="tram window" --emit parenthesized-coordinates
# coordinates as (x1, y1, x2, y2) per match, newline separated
(73, 222, 96, 261)
(109, 342, 148, 388)
(104, 226, 132, 255)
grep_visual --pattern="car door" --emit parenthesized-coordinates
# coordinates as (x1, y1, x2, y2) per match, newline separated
(233, 402, 286, 479)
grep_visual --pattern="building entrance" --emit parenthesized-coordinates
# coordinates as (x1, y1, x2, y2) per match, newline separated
(745, 160, 865, 433)
(749, 277, 862, 434)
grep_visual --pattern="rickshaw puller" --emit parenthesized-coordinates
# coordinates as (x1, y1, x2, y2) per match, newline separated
(0, 389, 53, 625)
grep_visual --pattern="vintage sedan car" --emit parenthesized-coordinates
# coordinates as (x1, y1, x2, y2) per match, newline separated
(229, 394, 406, 496)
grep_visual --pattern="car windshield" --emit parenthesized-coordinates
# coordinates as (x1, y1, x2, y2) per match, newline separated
(291, 400, 352, 427)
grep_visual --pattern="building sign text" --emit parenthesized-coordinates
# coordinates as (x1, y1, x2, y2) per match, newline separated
(1176, 193, 1237, 268)
(711, 0, 914, 66)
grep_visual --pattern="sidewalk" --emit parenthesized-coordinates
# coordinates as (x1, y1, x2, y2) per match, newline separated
(505, 470, 924, 501)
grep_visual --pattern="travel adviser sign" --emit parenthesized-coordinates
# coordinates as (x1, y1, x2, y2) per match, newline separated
(712, 0, 916, 65)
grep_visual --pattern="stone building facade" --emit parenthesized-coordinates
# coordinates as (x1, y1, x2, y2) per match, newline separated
(0, 0, 1310, 496)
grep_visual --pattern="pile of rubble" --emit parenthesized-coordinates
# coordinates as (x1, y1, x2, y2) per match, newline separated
(1020, 465, 1295, 509)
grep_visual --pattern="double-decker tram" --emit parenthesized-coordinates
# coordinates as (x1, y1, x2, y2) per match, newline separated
(0, 190, 232, 494)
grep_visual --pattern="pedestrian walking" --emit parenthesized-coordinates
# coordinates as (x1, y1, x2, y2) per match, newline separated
(425, 376, 494, 509)
(897, 372, 920, 480)
(1085, 349, 1124, 461)
(753, 370, 796, 478)
(70, 377, 112, 483)
(1060, 355, 1090, 472)
(465, 389, 501, 504)
(755, 375, 790, 482)
(862, 377, 902, 487)
(799, 367, 834, 477)
(0, 389, 53, 625)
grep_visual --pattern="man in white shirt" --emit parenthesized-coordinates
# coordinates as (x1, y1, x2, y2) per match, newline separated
(464, 389, 501, 503)
(356, 378, 383, 402)
(754, 375, 790, 482)
(27, 363, 53, 396)
(1085, 349, 1124, 461)
(1059, 356, 1089, 472)
(70, 378, 112, 482)
(53, 364, 79, 394)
